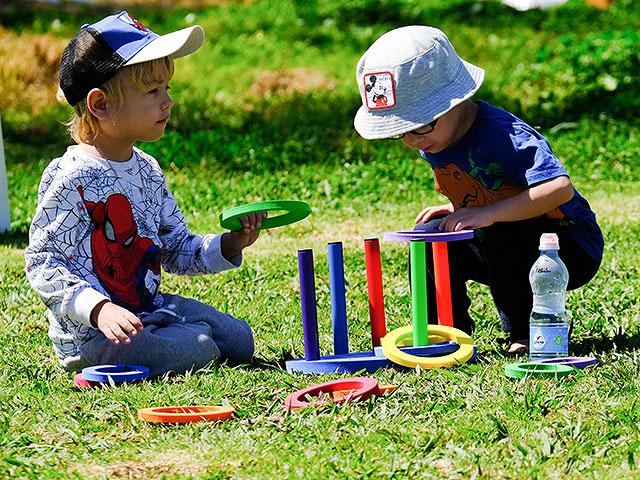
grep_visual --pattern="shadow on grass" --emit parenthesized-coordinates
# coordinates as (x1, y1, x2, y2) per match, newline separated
(0, 228, 29, 249)
(572, 334, 640, 356)
(249, 348, 293, 372)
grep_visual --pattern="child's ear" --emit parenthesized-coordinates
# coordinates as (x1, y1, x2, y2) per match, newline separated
(86, 88, 110, 119)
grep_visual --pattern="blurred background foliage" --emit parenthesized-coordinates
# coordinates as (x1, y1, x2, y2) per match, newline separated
(0, 0, 638, 173)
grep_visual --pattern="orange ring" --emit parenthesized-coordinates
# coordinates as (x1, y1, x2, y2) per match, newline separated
(137, 405, 234, 423)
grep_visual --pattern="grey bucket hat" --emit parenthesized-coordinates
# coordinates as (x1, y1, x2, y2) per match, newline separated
(354, 25, 485, 140)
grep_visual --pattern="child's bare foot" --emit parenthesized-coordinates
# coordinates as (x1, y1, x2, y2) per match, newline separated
(508, 340, 528, 355)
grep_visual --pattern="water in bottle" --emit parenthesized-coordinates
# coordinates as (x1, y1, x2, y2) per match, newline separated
(528, 233, 569, 360)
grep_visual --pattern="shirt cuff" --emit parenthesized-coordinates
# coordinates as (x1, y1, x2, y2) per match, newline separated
(67, 288, 110, 327)
(202, 233, 242, 272)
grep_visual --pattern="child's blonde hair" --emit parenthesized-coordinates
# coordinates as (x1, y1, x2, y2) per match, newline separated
(57, 56, 175, 144)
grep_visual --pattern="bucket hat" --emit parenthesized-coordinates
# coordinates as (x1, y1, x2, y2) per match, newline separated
(60, 11, 204, 106)
(354, 25, 485, 139)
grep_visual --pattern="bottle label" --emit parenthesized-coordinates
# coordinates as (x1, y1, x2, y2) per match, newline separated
(529, 325, 568, 355)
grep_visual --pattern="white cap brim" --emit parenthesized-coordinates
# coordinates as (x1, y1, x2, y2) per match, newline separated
(126, 25, 204, 65)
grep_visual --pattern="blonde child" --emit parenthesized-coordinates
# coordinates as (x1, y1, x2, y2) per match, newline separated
(25, 12, 263, 376)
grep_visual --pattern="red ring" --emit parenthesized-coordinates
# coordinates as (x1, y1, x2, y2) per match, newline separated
(73, 372, 104, 389)
(285, 377, 380, 410)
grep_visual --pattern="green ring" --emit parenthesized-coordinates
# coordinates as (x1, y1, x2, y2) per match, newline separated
(505, 362, 573, 379)
(219, 200, 311, 230)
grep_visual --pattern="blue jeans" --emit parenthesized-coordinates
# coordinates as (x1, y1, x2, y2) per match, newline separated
(77, 293, 254, 377)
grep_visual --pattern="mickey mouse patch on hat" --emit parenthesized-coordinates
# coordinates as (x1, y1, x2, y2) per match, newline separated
(364, 72, 395, 110)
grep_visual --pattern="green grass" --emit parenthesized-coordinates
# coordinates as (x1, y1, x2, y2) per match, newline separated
(2, 0, 640, 478)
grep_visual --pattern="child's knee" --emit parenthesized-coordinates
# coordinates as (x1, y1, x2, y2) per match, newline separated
(223, 322, 254, 366)
(413, 216, 444, 232)
(235, 325, 255, 364)
(164, 330, 220, 376)
(189, 333, 221, 370)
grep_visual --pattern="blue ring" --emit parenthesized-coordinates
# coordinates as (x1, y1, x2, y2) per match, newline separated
(82, 364, 149, 383)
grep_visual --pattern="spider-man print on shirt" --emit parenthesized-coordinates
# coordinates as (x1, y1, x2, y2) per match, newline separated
(77, 185, 161, 312)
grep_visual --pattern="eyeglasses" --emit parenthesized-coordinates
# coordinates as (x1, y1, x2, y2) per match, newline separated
(388, 118, 439, 140)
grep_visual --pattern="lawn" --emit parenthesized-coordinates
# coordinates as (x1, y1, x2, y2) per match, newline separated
(1, 0, 640, 479)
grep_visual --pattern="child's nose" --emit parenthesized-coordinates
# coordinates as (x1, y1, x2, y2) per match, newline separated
(401, 135, 422, 149)
(163, 91, 174, 109)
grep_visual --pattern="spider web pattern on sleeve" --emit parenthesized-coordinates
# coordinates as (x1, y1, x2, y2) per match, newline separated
(26, 155, 121, 359)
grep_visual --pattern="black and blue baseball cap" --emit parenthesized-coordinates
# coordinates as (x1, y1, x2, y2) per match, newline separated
(59, 11, 204, 106)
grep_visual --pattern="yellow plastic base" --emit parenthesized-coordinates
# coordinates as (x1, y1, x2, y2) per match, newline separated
(381, 325, 474, 368)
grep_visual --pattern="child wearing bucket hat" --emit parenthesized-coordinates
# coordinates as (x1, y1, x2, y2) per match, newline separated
(355, 26, 603, 354)
(25, 12, 264, 376)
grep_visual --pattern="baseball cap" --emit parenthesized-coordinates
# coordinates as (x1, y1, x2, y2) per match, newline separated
(59, 11, 204, 106)
(354, 25, 485, 140)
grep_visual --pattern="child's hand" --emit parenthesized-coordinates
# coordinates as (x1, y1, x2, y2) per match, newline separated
(438, 206, 494, 232)
(221, 211, 267, 261)
(91, 300, 144, 345)
(415, 203, 454, 224)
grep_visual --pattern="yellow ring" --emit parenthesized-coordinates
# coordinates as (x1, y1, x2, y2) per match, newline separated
(381, 325, 474, 368)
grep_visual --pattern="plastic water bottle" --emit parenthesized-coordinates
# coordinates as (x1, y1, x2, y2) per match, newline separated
(528, 233, 569, 359)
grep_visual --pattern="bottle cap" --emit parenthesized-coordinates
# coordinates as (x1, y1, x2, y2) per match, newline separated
(539, 233, 560, 250)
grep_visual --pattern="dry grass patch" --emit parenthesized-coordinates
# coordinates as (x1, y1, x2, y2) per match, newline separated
(247, 67, 336, 100)
(4, 0, 252, 9)
(74, 451, 240, 479)
(0, 26, 66, 115)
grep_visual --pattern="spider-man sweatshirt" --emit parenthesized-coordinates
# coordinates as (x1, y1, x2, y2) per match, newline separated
(25, 146, 240, 369)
